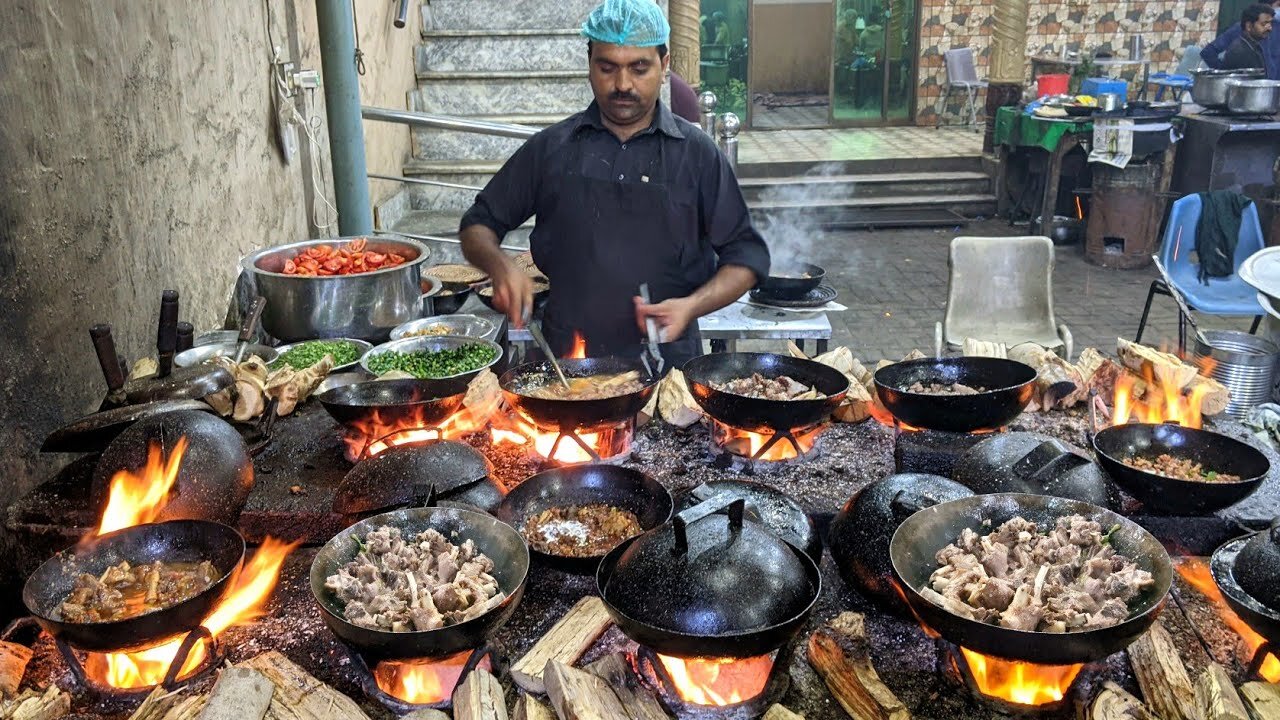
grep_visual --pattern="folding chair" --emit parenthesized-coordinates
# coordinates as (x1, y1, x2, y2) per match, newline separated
(934, 48, 988, 131)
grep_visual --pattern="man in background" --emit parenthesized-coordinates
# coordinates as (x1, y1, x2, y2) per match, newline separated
(1221, 4, 1275, 72)
(1203, 0, 1280, 77)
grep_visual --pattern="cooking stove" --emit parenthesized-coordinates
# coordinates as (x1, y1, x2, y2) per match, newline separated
(512, 416, 636, 467)
(630, 646, 790, 718)
(892, 423, 1002, 476)
(351, 645, 496, 713)
(708, 417, 829, 471)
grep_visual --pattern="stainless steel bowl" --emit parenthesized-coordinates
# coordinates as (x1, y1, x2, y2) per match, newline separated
(195, 330, 240, 347)
(1192, 68, 1266, 108)
(1226, 79, 1280, 115)
(271, 338, 373, 373)
(174, 342, 279, 368)
(420, 275, 443, 317)
(390, 314, 497, 341)
(241, 235, 430, 343)
(360, 335, 503, 381)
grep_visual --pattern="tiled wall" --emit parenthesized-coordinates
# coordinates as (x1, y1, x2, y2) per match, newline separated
(915, 0, 1221, 126)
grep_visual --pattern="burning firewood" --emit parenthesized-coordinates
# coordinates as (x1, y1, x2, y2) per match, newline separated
(197, 667, 274, 720)
(511, 596, 612, 694)
(1088, 681, 1158, 720)
(1008, 343, 1083, 411)
(1240, 682, 1280, 720)
(239, 651, 371, 720)
(453, 667, 508, 720)
(0, 686, 69, 720)
(0, 641, 31, 698)
(586, 654, 668, 720)
(1117, 338, 1200, 390)
(1195, 663, 1249, 720)
(544, 660, 633, 720)
(1128, 620, 1198, 720)
(806, 612, 910, 720)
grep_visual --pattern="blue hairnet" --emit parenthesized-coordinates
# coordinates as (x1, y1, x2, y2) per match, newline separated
(582, 0, 670, 47)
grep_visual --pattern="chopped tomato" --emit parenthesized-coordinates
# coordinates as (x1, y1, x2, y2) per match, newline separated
(286, 238, 409, 276)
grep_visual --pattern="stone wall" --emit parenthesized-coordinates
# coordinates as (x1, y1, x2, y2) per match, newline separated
(915, 0, 1220, 125)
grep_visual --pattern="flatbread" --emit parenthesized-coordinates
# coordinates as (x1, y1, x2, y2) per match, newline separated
(426, 263, 487, 284)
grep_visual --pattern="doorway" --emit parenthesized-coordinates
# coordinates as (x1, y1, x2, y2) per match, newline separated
(748, 0, 834, 128)
(829, 0, 919, 125)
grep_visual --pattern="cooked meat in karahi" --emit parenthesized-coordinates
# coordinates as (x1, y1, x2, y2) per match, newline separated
(60, 560, 219, 623)
(324, 525, 505, 632)
(921, 515, 1155, 633)
(712, 373, 825, 400)
(906, 381, 986, 395)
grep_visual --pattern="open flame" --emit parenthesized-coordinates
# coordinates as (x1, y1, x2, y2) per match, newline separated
(374, 650, 489, 705)
(569, 331, 587, 359)
(710, 421, 822, 461)
(85, 537, 298, 689)
(656, 653, 774, 706)
(343, 405, 491, 461)
(1175, 559, 1280, 682)
(958, 648, 1083, 706)
(98, 438, 188, 535)
(492, 414, 628, 464)
(1110, 361, 1211, 429)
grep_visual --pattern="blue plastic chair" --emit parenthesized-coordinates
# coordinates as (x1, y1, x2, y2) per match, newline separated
(1134, 193, 1264, 351)
(1148, 46, 1201, 101)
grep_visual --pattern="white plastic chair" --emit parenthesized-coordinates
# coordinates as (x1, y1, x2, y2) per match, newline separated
(938, 236, 1074, 360)
(935, 48, 988, 131)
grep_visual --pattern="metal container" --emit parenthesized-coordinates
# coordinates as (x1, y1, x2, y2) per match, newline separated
(360, 334, 503, 382)
(1194, 330, 1280, 418)
(1099, 93, 1125, 112)
(390, 314, 497, 341)
(420, 275, 443, 317)
(195, 330, 240, 347)
(1192, 69, 1266, 108)
(241, 235, 430, 343)
(270, 338, 373, 372)
(174, 342, 279, 368)
(1226, 79, 1280, 115)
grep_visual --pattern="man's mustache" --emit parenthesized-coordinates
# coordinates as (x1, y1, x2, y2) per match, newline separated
(609, 92, 640, 102)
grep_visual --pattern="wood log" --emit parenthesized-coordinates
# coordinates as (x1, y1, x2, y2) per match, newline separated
(787, 344, 872, 423)
(543, 660, 630, 720)
(806, 612, 910, 720)
(1088, 681, 1158, 720)
(657, 369, 702, 428)
(1187, 374, 1230, 417)
(1117, 338, 1200, 390)
(586, 654, 669, 720)
(1008, 342, 1082, 410)
(131, 688, 201, 720)
(513, 695, 556, 720)
(763, 705, 806, 720)
(4, 686, 70, 720)
(962, 338, 1008, 358)
(0, 642, 32, 698)
(1194, 663, 1249, 720)
(454, 668, 508, 720)
(511, 596, 612, 694)
(1240, 682, 1280, 720)
(402, 710, 450, 720)
(198, 668, 273, 720)
(162, 695, 209, 720)
(1128, 621, 1199, 720)
(239, 651, 371, 720)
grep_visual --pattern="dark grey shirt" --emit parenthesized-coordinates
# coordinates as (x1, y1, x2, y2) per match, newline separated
(459, 101, 770, 284)
(1222, 34, 1267, 72)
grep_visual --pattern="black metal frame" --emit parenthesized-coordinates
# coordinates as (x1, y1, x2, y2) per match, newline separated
(1134, 278, 1261, 353)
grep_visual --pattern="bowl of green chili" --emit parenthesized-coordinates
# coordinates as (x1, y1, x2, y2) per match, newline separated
(270, 338, 373, 373)
(361, 335, 503, 382)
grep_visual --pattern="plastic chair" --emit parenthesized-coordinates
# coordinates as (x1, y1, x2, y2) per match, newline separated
(938, 236, 1074, 360)
(1135, 193, 1265, 351)
(934, 48, 988, 131)
(1148, 46, 1201, 101)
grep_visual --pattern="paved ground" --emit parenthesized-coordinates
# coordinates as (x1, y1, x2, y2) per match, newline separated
(737, 218, 1259, 363)
(737, 125, 983, 164)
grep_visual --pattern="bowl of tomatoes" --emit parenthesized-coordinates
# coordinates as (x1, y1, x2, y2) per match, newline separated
(243, 235, 431, 343)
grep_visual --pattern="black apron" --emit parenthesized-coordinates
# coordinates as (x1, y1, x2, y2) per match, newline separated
(530, 128, 708, 369)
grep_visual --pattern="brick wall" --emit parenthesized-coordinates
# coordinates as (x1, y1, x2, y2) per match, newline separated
(915, 0, 1222, 126)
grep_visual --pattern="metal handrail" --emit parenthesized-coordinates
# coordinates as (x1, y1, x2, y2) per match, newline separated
(362, 106, 538, 139)
(368, 173, 482, 192)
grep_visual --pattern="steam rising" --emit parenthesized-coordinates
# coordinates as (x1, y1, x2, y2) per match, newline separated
(754, 163, 845, 273)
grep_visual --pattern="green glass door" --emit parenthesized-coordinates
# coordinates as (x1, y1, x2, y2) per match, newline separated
(699, 0, 750, 117)
(830, 0, 917, 124)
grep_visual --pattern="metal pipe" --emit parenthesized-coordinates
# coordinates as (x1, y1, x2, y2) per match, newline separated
(384, 229, 528, 252)
(368, 173, 483, 192)
(698, 91, 718, 136)
(316, 0, 373, 235)
(394, 0, 409, 28)
(362, 106, 538, 139)
(718, 112, 740, 172)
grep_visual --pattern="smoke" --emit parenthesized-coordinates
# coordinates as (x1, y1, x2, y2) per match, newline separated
(753, 162, 846, 272)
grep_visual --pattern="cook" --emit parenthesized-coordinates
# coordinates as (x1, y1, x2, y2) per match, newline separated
(458, 0, 770, 369)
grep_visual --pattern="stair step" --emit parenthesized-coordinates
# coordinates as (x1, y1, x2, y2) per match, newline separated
(739, 171, 990, 202)
(420, 28, 581, 38)
(417, 69, 586, 82)
(737, 170, 990, 188)
(417, 30, 587, 73)
(749, 193, 996, 211)
(413, 78, 592, 116)
(393, 210, 534, 251)
(421, 0, 631, 32)
(405, 160, 503, 176)
(735, 155, 985, 178)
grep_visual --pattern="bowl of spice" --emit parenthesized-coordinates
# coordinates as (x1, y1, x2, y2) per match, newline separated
(390, 314, 497, 341)
(361, 335, 503, 382)
(270, 338, 372, 373)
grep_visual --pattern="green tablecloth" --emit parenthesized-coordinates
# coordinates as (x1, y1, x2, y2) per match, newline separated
(994, 106, 1093, 152)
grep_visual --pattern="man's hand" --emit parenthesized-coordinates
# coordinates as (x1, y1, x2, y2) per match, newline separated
(634, 295, 697, 344)
(490, 265, 535, 328)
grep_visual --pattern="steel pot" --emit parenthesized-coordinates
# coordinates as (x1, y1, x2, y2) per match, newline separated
(1192, 69, 1266, 108)
(241, 235, 430, 343)
(1099, 93, 1125, 112)
(1227, 79, 1280, 115)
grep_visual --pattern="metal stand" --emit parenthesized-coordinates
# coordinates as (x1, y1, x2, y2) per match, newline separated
(57, 626, 217, 697)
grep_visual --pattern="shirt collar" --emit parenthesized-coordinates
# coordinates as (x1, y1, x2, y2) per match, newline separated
(575, 100, 686, 140)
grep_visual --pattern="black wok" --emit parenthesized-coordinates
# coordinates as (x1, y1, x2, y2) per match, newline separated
(874, 357, 1037, 432)
(1093, 423, 1270, 515)
(310, 505, 529, 660)
(756, 263, 826, 301)
(23, 520, 245, 653)
(500, 357, 659, 431)
(315, 378, 469, 430)
(1211, 535, 1280, 647)
(41, 399, 214, 454)
(493, 464, 673, 573)
(682, 352, 850, 433)
(890, 493, 1171, 664)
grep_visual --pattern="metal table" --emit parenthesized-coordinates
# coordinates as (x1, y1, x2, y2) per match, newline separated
(1171, 112, 1280, 230)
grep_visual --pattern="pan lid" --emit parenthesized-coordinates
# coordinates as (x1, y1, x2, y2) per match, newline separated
(602, 494, 816, 638)
(333, 440, 495, 515)
(1235, 523, 1280, 612)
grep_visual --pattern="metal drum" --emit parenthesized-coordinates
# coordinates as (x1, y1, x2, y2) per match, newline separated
(1194, 330, 1280, 418)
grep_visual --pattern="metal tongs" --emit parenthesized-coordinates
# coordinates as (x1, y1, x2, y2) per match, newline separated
(523, 306, 571, 390)
(639, 284, 665, 378)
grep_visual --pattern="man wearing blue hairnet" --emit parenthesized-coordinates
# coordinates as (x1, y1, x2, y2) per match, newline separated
(458, 0, 770, 367)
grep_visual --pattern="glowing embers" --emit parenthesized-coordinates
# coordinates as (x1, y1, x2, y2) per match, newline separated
(708, 418, 826, 463)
